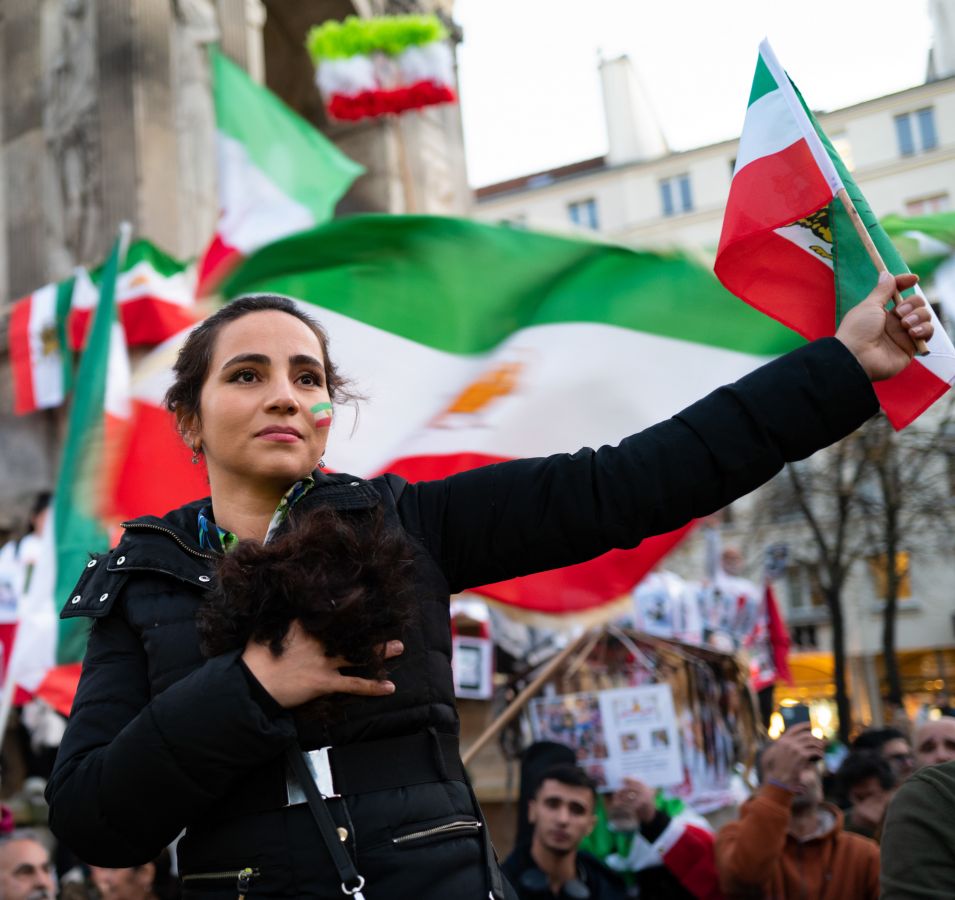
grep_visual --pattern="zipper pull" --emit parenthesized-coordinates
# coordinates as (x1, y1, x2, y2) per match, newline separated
(236, 867, 256, 899)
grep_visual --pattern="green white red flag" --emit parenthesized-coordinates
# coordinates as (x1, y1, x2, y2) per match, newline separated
(715, 39, 955, 429)
(69, 239, 198, 350)
(8, 278, 74, 414)
(306, 15, 457, 121)
(108, 216, 806, 616)
(196, 48, 364, 296)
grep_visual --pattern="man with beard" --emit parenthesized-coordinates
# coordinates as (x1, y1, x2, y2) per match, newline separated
(502, 766, 626, 899)
(0, 832, 54, 900)
(716, 723, 879, 898)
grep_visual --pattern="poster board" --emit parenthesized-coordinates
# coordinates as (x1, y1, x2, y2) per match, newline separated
(529, 683, 683, 791)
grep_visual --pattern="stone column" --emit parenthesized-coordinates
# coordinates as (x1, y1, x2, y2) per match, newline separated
(3, 1, 47, 301)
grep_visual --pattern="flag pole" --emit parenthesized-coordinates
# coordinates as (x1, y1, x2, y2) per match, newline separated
(461, 627, 594, 768)
(836, 188, 929, 356)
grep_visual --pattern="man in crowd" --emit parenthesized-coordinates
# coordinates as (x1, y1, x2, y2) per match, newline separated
(913, 716, 955, 769)
(716, 723, 879, 898)
(502, 765, 626, 899)
(880, 718, 955, 897)
(851, 727, 915, 783)
(0, 831, 55, 900)
(588, 777, 722, 898)
(835, 751, 896, 841)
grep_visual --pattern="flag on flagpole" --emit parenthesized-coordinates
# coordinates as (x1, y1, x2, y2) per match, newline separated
(201, 214, 804, 615)
(54, 228, 131, 665)
(68, 240, 198, 350)
(8, 278, 75, 415)
(715, 39, 955, 430)
(195, 48, 365, 297)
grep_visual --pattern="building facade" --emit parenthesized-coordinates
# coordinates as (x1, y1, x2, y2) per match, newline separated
(472, 46, 955, 729)
(0, 0, 471, 529)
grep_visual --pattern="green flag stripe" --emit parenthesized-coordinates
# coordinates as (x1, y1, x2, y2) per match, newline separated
(88, 239, 186, 284)
(789, 80, 914, 323)
(748, 52, 779, 107)
(223, 215, 804, 357)
(54, 235, 124, 664)
(55, 277, 75, 395)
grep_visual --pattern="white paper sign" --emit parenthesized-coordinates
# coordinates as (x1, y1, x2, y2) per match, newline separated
(529, 683, 683, 791)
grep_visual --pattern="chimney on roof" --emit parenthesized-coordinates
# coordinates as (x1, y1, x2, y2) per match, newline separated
(598, 54, 668, 165)
(928, 0, 955, 80)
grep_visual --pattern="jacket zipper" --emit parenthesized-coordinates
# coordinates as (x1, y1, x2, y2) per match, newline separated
(392, 819, 482, 844)
(181, 866, 259, 896)
(121, 521, 216, 561)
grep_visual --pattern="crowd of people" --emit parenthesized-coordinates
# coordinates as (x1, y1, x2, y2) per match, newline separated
(3, 713, 955, 897)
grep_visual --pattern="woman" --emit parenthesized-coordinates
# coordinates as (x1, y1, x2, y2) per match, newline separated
(47, 274, 930, 898)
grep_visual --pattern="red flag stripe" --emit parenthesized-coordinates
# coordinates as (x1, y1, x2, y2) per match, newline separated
(716, 228, 836, 342)
(718, 138, 834, 253)
(9, 298, 37, 414)
(196, 232, 243, 298)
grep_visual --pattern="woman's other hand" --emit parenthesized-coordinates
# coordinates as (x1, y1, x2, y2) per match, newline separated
(242, 620, 403, 707)
(835, 271, 932, 381)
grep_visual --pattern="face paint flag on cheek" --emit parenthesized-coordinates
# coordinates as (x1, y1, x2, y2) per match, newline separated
(311, 401, 333, 429)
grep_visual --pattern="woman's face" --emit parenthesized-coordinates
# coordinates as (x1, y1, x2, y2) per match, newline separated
(186, 310, 333, 495)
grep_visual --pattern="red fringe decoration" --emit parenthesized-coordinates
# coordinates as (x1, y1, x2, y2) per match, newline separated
(328, 81, 457, 121)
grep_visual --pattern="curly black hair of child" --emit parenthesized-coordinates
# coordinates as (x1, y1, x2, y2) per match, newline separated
(197, 504, 417, 701)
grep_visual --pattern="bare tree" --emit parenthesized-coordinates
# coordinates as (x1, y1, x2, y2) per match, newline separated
(747, 397, 955, 740)
(856, 397, 955, 708)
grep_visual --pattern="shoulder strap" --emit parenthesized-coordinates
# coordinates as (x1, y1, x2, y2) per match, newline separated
(285, 747, 367, 899)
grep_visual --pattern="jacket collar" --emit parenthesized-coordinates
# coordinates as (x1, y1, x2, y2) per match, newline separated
(116, 471, 380, 567)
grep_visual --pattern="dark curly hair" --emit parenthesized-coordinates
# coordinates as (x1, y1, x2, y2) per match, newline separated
(198, 503, 416, 715)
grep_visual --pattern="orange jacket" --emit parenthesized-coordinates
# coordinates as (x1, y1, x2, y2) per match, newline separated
(715, 784, 879, 899)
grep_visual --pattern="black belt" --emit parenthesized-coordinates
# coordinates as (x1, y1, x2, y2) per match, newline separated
(287, 731, 465, 803)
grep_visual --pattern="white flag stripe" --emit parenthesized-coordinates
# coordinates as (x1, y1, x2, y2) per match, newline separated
(216, 133, 317, 253)
(734, 89, 805, 176)
(757, 39, 843, 195)
(28, 284, 65, 409)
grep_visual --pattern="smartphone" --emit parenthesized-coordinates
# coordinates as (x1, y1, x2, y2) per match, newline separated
(779, 703, 812, 731)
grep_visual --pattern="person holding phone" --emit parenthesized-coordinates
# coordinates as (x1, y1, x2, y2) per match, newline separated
(716, 723, 880, 898)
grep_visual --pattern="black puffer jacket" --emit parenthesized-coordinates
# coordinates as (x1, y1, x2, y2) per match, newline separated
(46, 340, 877, 889)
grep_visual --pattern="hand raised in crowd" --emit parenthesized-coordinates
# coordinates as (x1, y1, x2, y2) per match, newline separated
(761, 723, 825, 791)
(608, 777, 657, 827)
(242, 620, 404, 707)
(835, 271, 932, 381)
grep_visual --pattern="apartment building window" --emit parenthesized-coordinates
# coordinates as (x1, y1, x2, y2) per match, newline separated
(895, 107, 938, 156)
(830, 133, 855, 171)
(568, 198, 599, 230)
(867, 552, 913, 603)
(905, 192, 951, 215)
(660, 174, 693, 216)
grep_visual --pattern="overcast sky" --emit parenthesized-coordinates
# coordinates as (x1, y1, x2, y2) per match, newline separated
(454, 0, 935, 187)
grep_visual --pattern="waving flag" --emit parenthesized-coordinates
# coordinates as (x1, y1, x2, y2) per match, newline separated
(715, 39, 955, 429)
(196, 48, 364, 296)
(8, 278, 74, 414)
(54, 230, 131, 665)
(196, 214, 802, 615)
(68, 240, 198, 350)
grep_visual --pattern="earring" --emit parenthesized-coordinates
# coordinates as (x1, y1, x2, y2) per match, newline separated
(191, 443, 202, 465)
(318, 457, 326, 469)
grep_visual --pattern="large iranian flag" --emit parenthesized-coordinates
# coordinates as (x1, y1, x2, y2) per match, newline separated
(715, 39, 955, 429)
(69, 240, 198, 350)
(202, 215, 803, 614)
(196, 49, 365, 297)
(8, 278, 74, 414)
